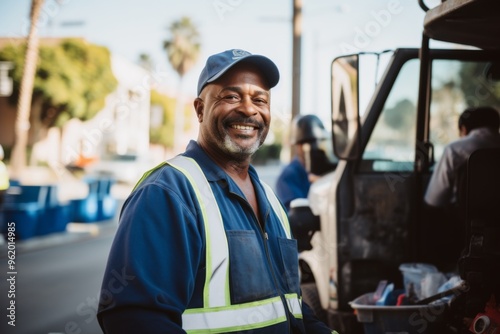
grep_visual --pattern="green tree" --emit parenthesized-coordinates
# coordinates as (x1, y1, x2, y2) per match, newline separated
(149, 89, 193, 150)
(138, 53, 153, 72)
(383, 98, 415, 130)
(459, 62, 500, 109)
(0, 38, 117, 163)
(149, 89, 176, 148)
(163, 16, 201, 152)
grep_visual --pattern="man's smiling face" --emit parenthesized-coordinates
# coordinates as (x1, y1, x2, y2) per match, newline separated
(195, 62, 271, 161)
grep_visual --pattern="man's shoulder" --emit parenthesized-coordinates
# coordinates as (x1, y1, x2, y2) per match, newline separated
(133, 159, 196, 191)
(445, 134, 479, 152)
(453, 129, 500, 148)
(441, 130, 500, 164)
(281, 158, 305, 173)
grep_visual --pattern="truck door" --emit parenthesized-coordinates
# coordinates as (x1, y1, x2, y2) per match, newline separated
(334, 50, 420, 309)
(416, 52, 500, 269)
(333, 49, 500, 310)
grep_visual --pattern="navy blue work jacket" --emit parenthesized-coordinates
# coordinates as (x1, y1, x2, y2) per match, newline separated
(97, 141, 333, 334)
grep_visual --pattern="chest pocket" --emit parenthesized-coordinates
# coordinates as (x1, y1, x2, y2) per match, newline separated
(278, 237, 300, 293)
(227, 230, 275, 304)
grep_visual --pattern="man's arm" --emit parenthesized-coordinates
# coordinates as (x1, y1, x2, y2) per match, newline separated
(276, 161, 310, 211)
(98, 183, 203, 333)
(301, 301, 339, 333)
(424, 146, 455, 207)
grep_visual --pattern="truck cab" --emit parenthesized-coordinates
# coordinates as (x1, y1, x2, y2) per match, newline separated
(296, 0, 500, 332)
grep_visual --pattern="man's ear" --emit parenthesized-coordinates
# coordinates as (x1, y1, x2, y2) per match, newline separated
(193, 98, 204, 122)
(459, 125, 468, 137)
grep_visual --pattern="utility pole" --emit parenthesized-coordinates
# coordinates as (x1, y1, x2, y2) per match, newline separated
(292, 0, 302, 121)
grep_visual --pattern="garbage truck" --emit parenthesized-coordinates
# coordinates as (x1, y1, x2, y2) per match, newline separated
(292, 0, 500, 332)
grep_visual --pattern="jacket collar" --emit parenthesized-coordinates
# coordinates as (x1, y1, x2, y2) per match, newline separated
(183, 140, 274, 225)
(182, 140, 263, 196)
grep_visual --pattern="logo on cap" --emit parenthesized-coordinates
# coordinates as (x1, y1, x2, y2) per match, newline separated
(232, 49, 251, 59)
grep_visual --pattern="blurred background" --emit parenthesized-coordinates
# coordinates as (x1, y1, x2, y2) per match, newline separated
(0, 0, 439, 333)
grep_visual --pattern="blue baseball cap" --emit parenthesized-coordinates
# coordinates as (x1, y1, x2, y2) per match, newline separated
(197, 49, 280, 96)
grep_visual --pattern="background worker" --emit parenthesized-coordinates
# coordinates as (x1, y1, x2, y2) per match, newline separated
(424, 106, 500, 268)
(425, 106, 500, 207)
(276, 114, 336, 211)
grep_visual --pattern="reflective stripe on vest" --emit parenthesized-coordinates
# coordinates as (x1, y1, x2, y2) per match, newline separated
(134, 155, 301, 333)
(261, 182, 291, 239)
(168, 156, 230, 308)
(183, 294, 302, 333)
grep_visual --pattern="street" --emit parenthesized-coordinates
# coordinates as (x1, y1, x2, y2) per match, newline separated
(0, 226, 116, 334)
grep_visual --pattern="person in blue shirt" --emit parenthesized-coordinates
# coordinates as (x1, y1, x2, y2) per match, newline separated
(276, 115, 336, 211)
(97, 49, 337, 334)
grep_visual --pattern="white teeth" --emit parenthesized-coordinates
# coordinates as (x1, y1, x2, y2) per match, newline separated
(232, 125, 254, 130)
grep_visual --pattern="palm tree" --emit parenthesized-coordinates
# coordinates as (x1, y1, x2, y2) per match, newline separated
(138, 53, 153, 72)
(10, 0, 45, 179)
(163, 16, 201, 153)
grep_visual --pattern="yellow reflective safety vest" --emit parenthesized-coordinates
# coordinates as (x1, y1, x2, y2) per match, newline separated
(0, 161, 9, 191)
(155, 155, 303, 333)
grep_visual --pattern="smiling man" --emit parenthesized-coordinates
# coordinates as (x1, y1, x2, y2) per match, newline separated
(97, 49, 337, 334)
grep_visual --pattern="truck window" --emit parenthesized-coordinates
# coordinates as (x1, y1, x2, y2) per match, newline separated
(429, 59, 500, 164)
(362, 59, 419, 171)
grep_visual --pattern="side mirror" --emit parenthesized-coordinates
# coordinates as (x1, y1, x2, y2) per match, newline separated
(330, 55, 361, 160)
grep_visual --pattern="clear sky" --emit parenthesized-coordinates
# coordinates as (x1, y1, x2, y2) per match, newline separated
(0, 0, 440, 126)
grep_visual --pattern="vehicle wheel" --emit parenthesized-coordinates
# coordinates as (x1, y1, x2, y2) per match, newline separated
(301, 282, 327, 323)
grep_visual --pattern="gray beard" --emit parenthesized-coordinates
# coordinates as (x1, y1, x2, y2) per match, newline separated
(222, 133, 261, 156)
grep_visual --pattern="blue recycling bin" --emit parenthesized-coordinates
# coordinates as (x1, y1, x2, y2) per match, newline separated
(70, 175, 116, 222)
(1, 202, 41, 240)
(1, 186, 46, 240)
(0, 184, 71, 239)
(96, 176, 117, 221)
(35, 184, 70, 236)
(70, 178, 99, 222)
